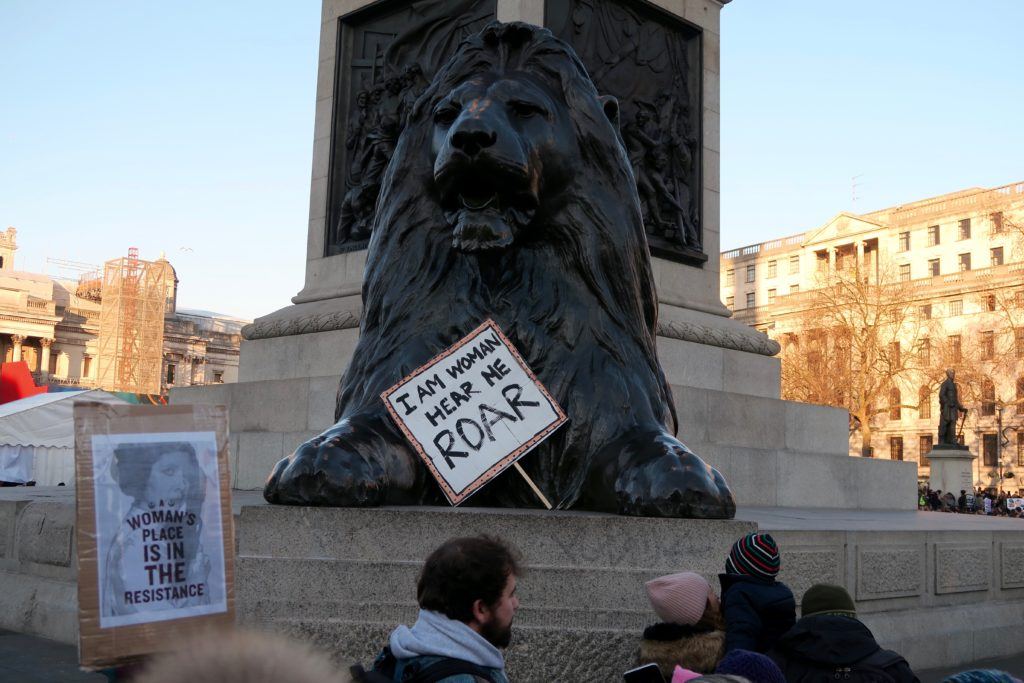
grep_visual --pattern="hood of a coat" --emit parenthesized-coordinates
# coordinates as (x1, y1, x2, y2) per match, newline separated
(774, 614, 880, 665)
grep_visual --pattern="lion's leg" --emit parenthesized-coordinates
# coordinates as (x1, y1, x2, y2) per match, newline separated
(263, 411, 424, 506)
(584, 427, 736, 519)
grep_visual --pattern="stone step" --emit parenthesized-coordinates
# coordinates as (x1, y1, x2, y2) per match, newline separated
(236, 505, 754, 569)
(236, 556, 698, 628)
(692, 443, 919, 510)
(671, 383, 849, 457)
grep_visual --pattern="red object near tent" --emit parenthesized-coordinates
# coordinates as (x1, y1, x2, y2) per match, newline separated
(0, 361, 48, 405)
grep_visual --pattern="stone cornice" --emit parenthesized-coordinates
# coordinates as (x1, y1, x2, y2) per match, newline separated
(242, 310, 359, 340)
(241, 309, 779, 356)
(656, 320, 780, 356)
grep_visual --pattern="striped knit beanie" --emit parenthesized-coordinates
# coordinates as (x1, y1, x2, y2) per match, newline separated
(725, 532, 780, 579)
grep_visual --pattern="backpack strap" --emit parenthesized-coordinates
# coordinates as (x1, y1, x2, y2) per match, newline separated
(857, 648, 906, 671)
(406, 657, 495, 683)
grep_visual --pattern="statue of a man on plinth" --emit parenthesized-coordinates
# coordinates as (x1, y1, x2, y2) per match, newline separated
(938, 369, 967, 445)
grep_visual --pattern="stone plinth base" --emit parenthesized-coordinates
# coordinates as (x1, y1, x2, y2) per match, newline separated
(4, 489, 1024, 676)
(927, 446, 976, 495)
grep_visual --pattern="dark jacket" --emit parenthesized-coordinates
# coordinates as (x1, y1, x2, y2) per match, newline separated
(637, 622, 726, 678)
(718, 572, 796, 654)
(768, 614, 919, 683)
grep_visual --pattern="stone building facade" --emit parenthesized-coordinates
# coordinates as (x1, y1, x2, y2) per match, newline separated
(721, 181, 1024, 490)
(0, 227, 245, 394)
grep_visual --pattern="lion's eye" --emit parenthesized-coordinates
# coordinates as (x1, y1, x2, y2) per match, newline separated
(509, 101, 545, 119)
(433, 106, 460, 126)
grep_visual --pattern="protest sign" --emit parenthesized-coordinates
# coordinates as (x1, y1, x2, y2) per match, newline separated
(1008, 497, 1024, 512)
(382, 319, 567, 506)
(74, 403, 234, 670)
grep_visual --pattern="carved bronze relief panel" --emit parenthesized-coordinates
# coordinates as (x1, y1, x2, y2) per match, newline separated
(326, 0, 498, 255)
(546, 0, 706, 265)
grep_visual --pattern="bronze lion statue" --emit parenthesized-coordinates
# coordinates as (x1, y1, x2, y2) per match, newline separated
(264, 22, 735, 518)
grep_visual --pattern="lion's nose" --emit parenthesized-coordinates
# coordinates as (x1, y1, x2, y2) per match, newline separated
(450, 124, 497, 157)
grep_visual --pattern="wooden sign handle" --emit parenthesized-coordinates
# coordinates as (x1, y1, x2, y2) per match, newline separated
(513, 462, 553, 510)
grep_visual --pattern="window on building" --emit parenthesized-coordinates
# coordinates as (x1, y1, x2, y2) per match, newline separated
(991, 247, 1004, 266)
(958, 253, 971, 271)
(726, 295, 734, 309)
(768, 288, 777, 305)
(889, 341, 901, 366)
(789, 254, 800, 274)
(745, 292, 755, 308)
(928, 225, 941, 246)
(918, 386, 931, 420)
(213, 370, 224, 383)
(981, 379, 996, 416)
(1018, 432, 1024, 467)
(986, 294, 997, 312)
(958, 218, 971, 240)
(1017, 290, 1024, 308)
(899, 264, 911, 281)
(889, 436, 904, 461)
(920, 337, 931, 364)
(1017, 377, 1024, 415)
(981, 330, 995, 360)
(82, 356, 92, 377)
(921, 304, 932, 320)
(992, 211, 1005, 233)
(726, 269, 735, 286)
(949, 300, 963, 317)
(166, 363, 177, 385)
(983, 433, 998, 467)
(746, 264, 756, 283)
(920, 434, 933, 467)
(928, 258, 940, 277)
(949, 334, 962, 361)
(790, 284, 800, 295)
(898, 232, 910, 252)
(768, 260, 777, 278)
(889, 387, 902, 420)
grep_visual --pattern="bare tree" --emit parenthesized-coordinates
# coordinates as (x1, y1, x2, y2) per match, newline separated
(780, 260, 929, 456)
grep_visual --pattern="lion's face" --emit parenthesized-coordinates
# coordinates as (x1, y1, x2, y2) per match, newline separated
(431, 73, 578, 252)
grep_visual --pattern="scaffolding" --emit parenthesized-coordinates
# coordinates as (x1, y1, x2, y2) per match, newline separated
(94, 248, 167, 394)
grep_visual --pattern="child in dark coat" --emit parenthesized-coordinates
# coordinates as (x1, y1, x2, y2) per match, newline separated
(718, 532, 796, 654)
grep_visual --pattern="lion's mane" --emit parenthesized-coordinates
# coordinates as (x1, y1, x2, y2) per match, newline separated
(335, 23, 678, 507)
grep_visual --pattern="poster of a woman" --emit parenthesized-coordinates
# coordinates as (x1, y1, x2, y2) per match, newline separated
(91, 431, 226, 629)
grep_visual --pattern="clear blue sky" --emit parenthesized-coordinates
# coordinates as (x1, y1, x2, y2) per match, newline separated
(2, 1, 1022, 319)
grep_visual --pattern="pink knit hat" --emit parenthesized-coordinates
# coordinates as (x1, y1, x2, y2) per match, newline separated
(644, 572, 711, 625)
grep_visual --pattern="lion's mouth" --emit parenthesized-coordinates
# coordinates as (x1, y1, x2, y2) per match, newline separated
(437, 167, 538, 252)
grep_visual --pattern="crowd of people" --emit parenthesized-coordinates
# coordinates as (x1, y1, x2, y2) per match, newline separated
(109, 531, 1021, 683)
(920, 486, 1024, 518)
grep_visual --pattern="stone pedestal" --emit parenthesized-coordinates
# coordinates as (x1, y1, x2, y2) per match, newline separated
(927, 446, 976, 495)
(235, 504, 754, 680)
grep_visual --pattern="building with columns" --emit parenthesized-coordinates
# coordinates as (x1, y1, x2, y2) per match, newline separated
(0, 227, 246, 395)
(721, 181, 1024, 490)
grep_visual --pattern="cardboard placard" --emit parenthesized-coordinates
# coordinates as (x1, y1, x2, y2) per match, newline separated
(382, 320, 567, 505)
(74, 403, 234, 670)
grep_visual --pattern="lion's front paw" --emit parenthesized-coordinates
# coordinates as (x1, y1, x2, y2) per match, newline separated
(263, 422, 388, 506)
(615, 431, 735, 519)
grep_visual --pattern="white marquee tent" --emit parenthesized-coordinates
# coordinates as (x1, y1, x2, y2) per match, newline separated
(0, 390, 128, 486)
